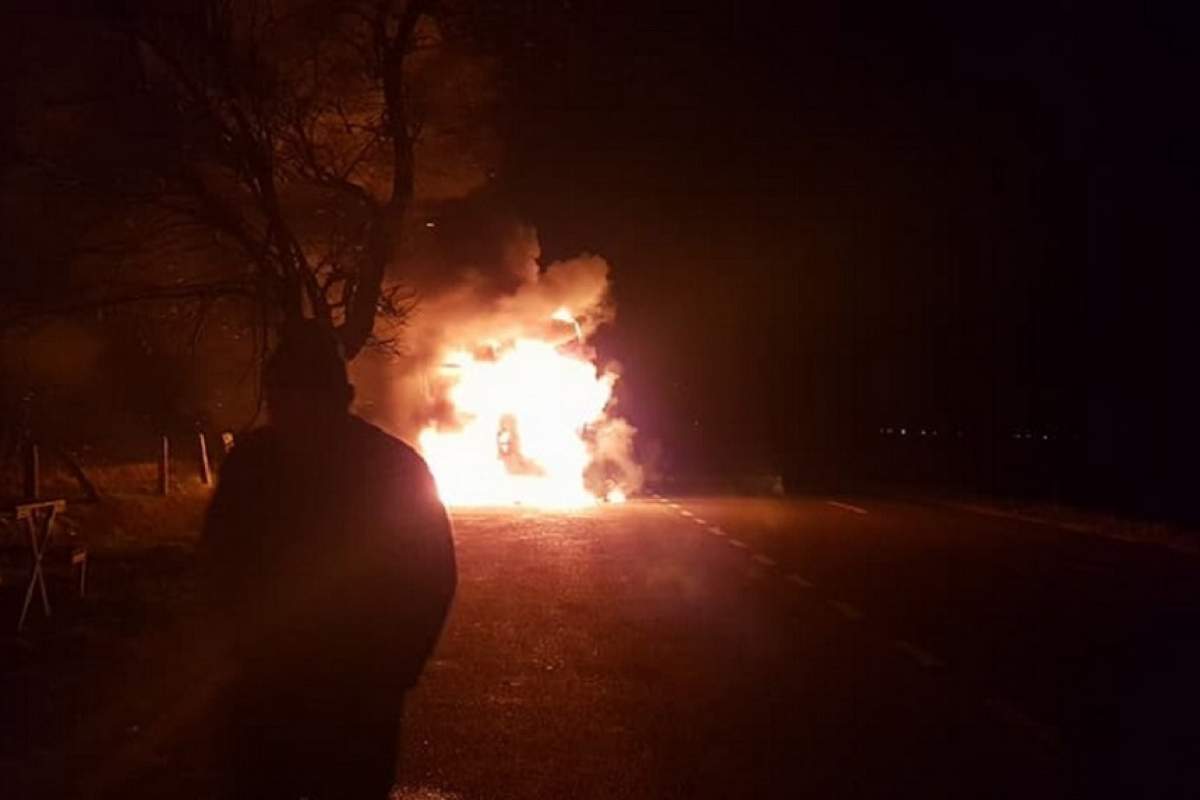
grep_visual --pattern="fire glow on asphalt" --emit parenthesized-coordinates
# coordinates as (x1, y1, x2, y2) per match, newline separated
(418, 307, 632, 508)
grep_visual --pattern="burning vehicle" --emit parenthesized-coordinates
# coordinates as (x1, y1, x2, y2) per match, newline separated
(417, 303, 636, 508)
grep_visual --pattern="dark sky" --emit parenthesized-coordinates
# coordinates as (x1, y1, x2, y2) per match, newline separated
(2, 1, 1194, 516)
(495, 0, 1198, 514)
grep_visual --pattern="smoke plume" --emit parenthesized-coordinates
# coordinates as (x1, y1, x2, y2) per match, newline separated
(351, 202, 641, 502)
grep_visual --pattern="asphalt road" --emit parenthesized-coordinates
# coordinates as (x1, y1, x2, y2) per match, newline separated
(388, 494, 1200, 799)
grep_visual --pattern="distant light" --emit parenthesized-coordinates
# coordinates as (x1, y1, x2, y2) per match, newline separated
(606, 488, 627, 504)
(900, 428, 907, 436)
(425, 220, 436, 228)
(1042, 434, 1049, 441)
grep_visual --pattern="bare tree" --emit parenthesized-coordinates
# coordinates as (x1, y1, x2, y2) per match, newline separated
(6, 0, 466, 359)
(133, 0, 443, 358)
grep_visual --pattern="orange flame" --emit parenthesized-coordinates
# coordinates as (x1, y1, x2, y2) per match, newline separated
(418, 310, 622, 507)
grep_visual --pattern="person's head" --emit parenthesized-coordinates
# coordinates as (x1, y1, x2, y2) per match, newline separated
(264, 321, 354, 432)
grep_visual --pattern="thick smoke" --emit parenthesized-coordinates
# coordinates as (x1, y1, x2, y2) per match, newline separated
(350, 203, 642, 499)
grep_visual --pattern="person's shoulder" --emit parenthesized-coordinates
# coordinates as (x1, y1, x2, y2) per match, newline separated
(222, 426, 283, 468)
(348, 416, 429, 472)
(347, 417, 442, 504)
(231, 425, 282, 453)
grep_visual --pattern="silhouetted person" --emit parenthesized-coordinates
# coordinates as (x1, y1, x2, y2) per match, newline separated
(202, 322, 456, 799)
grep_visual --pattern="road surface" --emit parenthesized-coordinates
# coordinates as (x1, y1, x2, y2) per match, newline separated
(391, 494, 1200, 799)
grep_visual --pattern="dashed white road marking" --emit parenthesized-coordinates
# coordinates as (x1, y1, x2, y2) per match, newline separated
(828, 600, 865, 621)
(894, 640, 945, 668)
(652, 499, 966, 682)
(785, 573, 815, 589)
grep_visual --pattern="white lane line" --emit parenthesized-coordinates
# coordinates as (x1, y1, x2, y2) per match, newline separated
(692, 517, 708, 526)
(827, 500, 869, 515)
(679, 509, 693, 517)
(752, 554, 777, 567)
(828, 600, 865, 621)
(894, 640, 945, 668)
(707, 525, 726, 536)
(727, 539, 749, 549)
(785, 573, 815, 589)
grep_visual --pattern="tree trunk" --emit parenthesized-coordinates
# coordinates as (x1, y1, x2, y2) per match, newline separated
(338, 0, 427, 360)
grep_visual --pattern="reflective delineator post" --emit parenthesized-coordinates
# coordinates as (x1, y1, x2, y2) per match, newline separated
(198, 431, 213, 487)
(159, 435, 170, 496)
(24, 442, 40, 501)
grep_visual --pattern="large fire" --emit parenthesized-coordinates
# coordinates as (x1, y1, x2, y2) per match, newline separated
(417, 308, 631, 507)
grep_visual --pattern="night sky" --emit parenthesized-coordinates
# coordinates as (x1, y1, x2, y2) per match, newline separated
(1, 0, 1196, 519)
(493, 1, 1198, 519)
